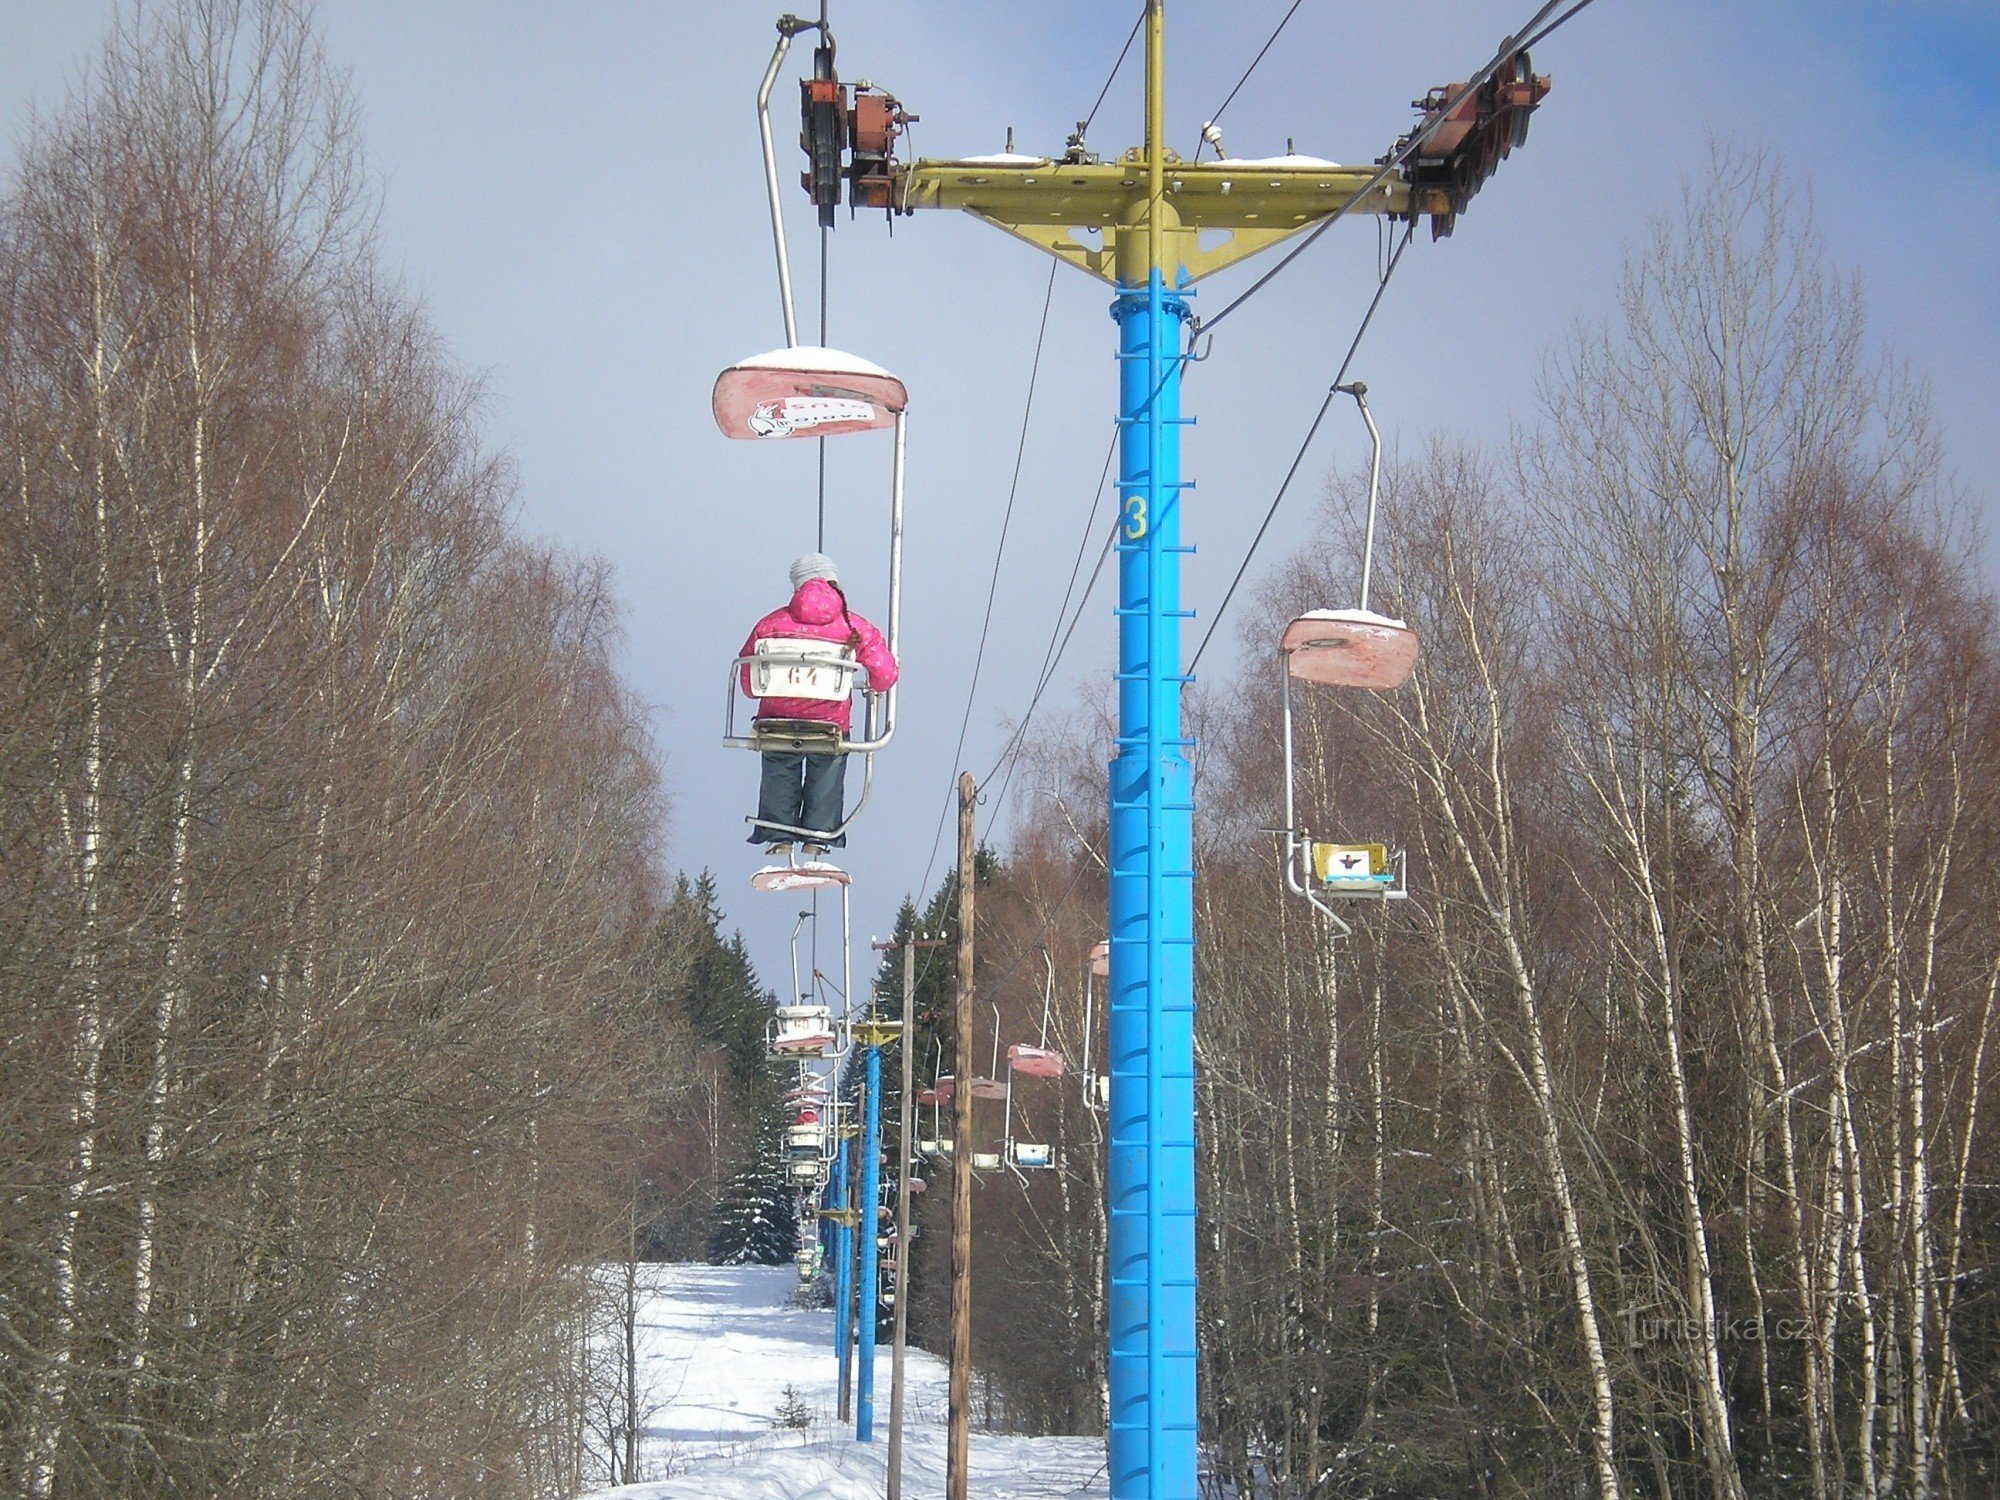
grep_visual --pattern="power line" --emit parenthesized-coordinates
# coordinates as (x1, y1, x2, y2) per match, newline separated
(915, 259, 1061, 893)
(1084, 9, 1147, 136)
(1186, 216, 1415, 679)
(980, 340, 1195, 811)
(985, 517, 1116, 813)
(980, 435, 1118, 792)
(904, 7, 1149, 940)
(1191, 0, 1308, 162)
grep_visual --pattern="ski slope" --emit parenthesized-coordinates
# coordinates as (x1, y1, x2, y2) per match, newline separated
(586, 1264, 1108, 1499)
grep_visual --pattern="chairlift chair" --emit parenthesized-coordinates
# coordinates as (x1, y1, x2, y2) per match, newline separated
(1078, 942, 1109, 1114)
(787, 1119, 827, 1158)
(917, 1062, 953, 1157)
(718, 32, 910, 851)
(765, 907, 851, 1061)
(1278, 383, 1419, 930)
(716, 347, 905, 787)
(769, 1003, 838, 1057)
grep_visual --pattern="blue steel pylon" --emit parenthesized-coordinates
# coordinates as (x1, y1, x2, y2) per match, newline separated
(1106, 260, 1198, 1496)
(856, 1039, 883, 1439)
(884, 3, 1422, 1490)
(831, 1129, 853, 1411)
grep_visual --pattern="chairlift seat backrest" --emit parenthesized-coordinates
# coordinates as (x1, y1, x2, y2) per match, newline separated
(1010, 1142, 1053, 1169)
(749, 638, 860, 703)
(1313, 841, 1394, 888)
(787, 1123, 826, 1155)
(771, 1004, 836, 1054)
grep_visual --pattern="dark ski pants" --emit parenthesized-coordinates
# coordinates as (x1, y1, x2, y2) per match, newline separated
(749, 749, 849, 847)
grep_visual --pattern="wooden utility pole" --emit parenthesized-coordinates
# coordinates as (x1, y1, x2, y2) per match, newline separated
(947, 772, 977, 1500)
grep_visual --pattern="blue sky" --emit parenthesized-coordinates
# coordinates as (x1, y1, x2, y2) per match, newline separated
(6, 2, 1996, 976)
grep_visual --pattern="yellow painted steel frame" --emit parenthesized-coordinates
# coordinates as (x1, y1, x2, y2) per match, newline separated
(892, 153, 1426, 286)
(850, 1020, 905, 1048)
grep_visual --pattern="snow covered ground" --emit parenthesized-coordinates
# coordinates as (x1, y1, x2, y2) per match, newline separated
(584, 1263, 1108, 1499)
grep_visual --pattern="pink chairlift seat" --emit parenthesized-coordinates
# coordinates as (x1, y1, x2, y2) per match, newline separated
(1281, 609, 1420, 690)
(712, 346, 908, 442)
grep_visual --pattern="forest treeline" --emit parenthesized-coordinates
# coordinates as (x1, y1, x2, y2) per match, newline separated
(899, 152, 1999, 1497)
(0, 5, 788, 1494)
(7, 4, 1995, 1499)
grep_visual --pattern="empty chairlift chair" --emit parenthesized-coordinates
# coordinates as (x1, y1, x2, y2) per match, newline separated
(1276, 383, 1420, 930)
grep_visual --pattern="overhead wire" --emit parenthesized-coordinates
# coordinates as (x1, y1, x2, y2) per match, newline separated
(1190, 0, 1308, 162)
(901, 12, 1156, 998)
(1185, 215, 1415, 678)
(1194, 0, 1585, 339)
(914, 258, 1062, 896)
(981, 437, 1119, 790)
(1183, 0, 1603, 671)
(979, 337, 1196, 817)
(1084, 9, 1147, 136)
(1516, 0, 1598, 52)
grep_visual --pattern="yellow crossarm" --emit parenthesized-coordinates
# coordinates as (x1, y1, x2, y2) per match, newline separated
(892, 153, 1432, 286)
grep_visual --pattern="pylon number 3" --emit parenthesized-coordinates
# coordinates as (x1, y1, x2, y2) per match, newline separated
(1122, 495, 1148, 540)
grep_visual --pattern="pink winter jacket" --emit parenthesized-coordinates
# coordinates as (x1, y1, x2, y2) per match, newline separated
(737, 578, 899, 732)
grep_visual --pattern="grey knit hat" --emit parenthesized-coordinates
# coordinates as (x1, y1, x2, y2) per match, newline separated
(789, 552, 839, 589)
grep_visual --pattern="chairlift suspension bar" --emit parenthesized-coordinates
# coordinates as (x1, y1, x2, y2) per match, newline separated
(1345, 385, 1383, 612)
(757, 19, 816, 347)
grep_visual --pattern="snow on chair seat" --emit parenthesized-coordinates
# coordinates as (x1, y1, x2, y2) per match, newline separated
(747, 638, 860, 703)
(1282, 609, 1420, 691)
(1009, 1043, 1066, 1079)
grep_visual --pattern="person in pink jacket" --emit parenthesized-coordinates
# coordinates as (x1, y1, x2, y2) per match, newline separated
(739, 553, 899, 854)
